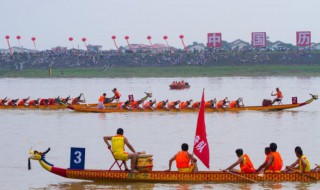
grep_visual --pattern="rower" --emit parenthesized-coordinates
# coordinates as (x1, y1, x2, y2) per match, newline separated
(285, 146, 310, 173)
(39, 98, 49, 106)
(143, 99, 156, 111)
(98, 93, 106, 109)
(47, 97, 57, 105)
(71, 94, 85, 105)
(17, 97, 30, 106)
(131, 99, 144, 110)
(0, 97, 8, 106)
(7, 98, 19, 106)
(60, 96, 71, 105)
(166, 143, 198, 173)
(191, 101, 200, 109)
(180, 99, 193, 109)
(229, 97, 244, 108)
(216, 97, 229, 109)
(28, 99, 39, 107)
(112, 88, 121, 102)
(261, 142, 283, 173)
(271, 87, 283, 105)
(155, 99, 169, 110)
(204, 98, 216, 109)
(168, 100, 181, 110)
(121, 100, 133, 111)
(255, 147, 271, 173)
(224, 148, 255, 173)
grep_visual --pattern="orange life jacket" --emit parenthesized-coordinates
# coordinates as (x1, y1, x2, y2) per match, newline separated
(204, 101, 212, 108)
(143, 101, 151, 109)
(17, 99, 26, 106)
(156, 102, 164, 109)
(168, 102, 177, 109)
(268, 151, 283, 172)
(28, 100, 37, 106)
(39, 99, 47, 106)
(180, 102, 188, 109)
(7, 100, 15, 106)
(71, 98, 79, 105)
(98, 95, 105, 103)
(131, 101, 139, 108)
(176, 151, 190, 168)
(240, 154, 255, 173)
(229, 101, 237, 108)
(0, 99, 4, 105)
(276, 91, 283, 98)
(114, 90, 121, 99)
(216, 100, 224, 108)
(191, 102, 200, 109)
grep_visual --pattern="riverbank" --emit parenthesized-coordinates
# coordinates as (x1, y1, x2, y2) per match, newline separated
(0, 65, 320, 78)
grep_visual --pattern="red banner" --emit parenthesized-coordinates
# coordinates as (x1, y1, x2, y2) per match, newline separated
(296, 31, 311, 47)
(251, 32, 266, 47)
(193, 89, 210, 168)
(207, 33, 222, 48)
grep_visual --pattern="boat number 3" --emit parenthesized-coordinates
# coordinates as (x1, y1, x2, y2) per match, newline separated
(74, 151, 82, 164)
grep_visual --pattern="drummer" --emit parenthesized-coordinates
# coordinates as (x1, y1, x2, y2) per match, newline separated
(103, 128, 139, 173)
(166, 143, 198, 173)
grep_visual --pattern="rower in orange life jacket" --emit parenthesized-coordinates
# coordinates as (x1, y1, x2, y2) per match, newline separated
(271, 87, 283, 104)
(143, 99, 156, 110)
(17, 97, 30, 106)
(47, 98, 56, 105)
(216, 97, 229, 109)
(261, 142, 283, 173)
(131, 100, 144, 110)
(98, 93, 106, 109)
(255, 147, 271, 173)
(39, 98, 49, 106)
(7, 99, 19, 106)
(224, 148, 255, 173)
(191, 101, 200, 109)
(204, 98, 216, 108)
(229, 98, 243, 108)
(60, 96, 70, 105)
(112, 88, 121, 102)
(0, 97, 8, 106)
(166, 143, 198, 173)
(28, 99, 39, 107)
(155, 99, 169, 110)
(180, 99, 193, 109)
(168, 100, 181, 110)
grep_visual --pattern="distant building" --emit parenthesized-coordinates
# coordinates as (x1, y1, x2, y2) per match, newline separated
(311, 43, 320, 50)
(187, 43, 206, 52)
(87, 45, 102, 52)
(229, 39, 250, 50)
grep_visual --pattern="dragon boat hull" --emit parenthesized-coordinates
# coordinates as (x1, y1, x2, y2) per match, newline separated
(0, 104, 67, 110)
(169, 84, 190, 90)
(67, 96, 317, 113)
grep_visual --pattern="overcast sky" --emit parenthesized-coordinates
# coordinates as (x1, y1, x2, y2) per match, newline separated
(1, 0, 319, 50)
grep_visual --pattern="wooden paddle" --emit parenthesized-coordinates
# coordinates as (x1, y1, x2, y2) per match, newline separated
(287, 166, 318, 181)
(220, 169, 258, 183)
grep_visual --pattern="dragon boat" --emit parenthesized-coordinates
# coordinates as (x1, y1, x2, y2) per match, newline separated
(67, 94, 318, 113)
(170, 82, 190, 90)
(28, 148, 319, 183)
(0, 104, 67, 110)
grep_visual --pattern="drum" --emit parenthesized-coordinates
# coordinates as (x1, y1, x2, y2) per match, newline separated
(262, 99, 272, 106)
(136, 154, 153, 172)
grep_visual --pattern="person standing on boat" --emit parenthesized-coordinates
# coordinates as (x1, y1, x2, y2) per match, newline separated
(271, 87, 283, 105)
(98, 93, 106, 109)
(168, 100, 181, 110)
(224, 149, 255, 173)
(255, 147, 271, 173)
(261, 142, 283, 173)
(155, 99, 169, 110)
(180, 99, 193, 109)
(112, 88, 121, 102)
(284, 146, 310, 173)
(103, 128, 139, 173)
(166, 143, 198, 173)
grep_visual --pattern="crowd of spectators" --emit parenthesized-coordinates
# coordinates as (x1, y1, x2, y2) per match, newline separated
(0, 48, 319, 70)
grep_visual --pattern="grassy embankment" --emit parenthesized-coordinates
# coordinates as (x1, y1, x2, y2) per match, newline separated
(0, 65, 319, 78)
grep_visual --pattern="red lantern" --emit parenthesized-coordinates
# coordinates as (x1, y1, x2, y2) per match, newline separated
(112, 35, 116, 40)
(5, 35, 10, 40)
(31, 37, 36, 41)
(163, 35, 168, 40)
(16, 35, 21, 40)
(82, 37, 86, 42)
(69, 37, 73, 41)
(147, 36, 151, 40)
(179, 35, 184, 39)
(125, 36, 129, 40)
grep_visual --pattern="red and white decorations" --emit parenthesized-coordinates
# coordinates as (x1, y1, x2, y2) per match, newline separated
(163, 35, 169, 47)
(5, 35, 13, 55)
(251, 32, 266, 47)
(111, 35, 119, 51)
(296, 31, 311, 47)
(124, 35, 133, 52)
(179, 34, 188, 52)
(207, 33, 222, 48)
(31, 37, 37, 50)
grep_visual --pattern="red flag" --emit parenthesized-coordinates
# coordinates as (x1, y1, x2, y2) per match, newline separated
(193, 89, 210, 168)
